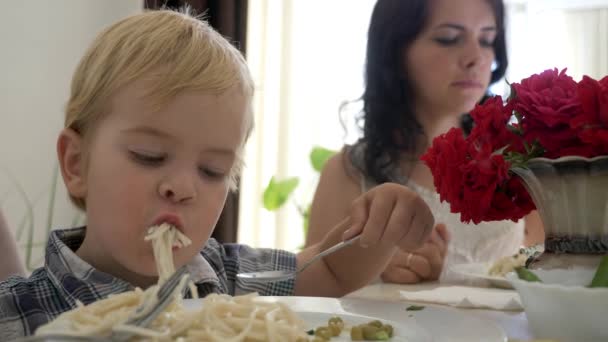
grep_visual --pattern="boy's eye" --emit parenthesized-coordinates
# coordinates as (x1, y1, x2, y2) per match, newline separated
(199, 167, 228, 180)
(129, 150, 166, 166)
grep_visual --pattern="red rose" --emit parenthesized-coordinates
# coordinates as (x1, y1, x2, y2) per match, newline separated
(484, 177, 535, 222)
(459, 148, 510, 223)
(421, 128, 468, 208)
(523, 124, 588, 158)
(469, 96, 518, 151)
(512, 68, 580, 128)
(512, 69, 582, 156)
(421, 69, 606, 225)
(572, 75, 608, 155)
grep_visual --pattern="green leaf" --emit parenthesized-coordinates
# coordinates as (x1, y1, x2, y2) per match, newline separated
(515, 267, 542, 282)
(405, 305, 425, 311)
(590, 255, 608, 288)
(262, 176, 299, 210)
(310, 146, 337, 172)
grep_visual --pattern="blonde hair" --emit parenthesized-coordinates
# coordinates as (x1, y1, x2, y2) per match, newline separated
(65, 9, 253, 209)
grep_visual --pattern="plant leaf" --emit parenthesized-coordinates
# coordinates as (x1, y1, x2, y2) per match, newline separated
(406, 305, 425, 311)
(310, 146, 337, 172)
(262, 176, 299, 210)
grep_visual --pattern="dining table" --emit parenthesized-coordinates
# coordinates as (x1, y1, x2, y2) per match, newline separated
(342, 282, 535, 342)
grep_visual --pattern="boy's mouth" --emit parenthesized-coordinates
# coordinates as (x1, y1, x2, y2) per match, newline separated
(152, 213, 185, 232)
(148, 214, 191, 251)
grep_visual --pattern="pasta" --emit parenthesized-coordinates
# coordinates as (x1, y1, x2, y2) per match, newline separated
(35, 224, 310, 341)
(488, 253, 528, 277)
(144, 223, 192, 283)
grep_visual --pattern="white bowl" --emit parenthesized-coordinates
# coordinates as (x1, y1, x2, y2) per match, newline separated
(506, 268, 608, 342)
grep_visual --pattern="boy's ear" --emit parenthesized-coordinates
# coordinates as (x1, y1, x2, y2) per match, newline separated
(57, 128, 87, 200)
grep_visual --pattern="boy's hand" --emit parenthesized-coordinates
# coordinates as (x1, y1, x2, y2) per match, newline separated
(342, 183, 434, 252)
(381, 223, 449, 284)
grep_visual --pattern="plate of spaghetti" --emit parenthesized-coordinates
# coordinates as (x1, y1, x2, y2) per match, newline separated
(34, 223, 429, 341)
(181, 295, 431, 341)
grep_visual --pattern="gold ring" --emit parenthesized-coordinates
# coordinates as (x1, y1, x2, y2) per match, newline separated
(406, 253, 414, 268)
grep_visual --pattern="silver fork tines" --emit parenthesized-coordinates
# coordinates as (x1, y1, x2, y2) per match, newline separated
(111, 265, 190, 341)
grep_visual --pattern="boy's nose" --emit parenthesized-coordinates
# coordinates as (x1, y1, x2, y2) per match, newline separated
(158, 176, 196, 204)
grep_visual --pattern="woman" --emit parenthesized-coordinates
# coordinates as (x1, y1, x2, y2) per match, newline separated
(306, 0, 543, 284)
(0, 210, 25, 280)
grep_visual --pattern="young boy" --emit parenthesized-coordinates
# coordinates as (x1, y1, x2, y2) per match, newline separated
(0, 10, 434, 339)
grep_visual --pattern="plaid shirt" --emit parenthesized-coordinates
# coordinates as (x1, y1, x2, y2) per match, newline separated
(0, 227, 296, 340)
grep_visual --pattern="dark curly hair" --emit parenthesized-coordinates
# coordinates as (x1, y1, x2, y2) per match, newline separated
(355, 0, 507, 184)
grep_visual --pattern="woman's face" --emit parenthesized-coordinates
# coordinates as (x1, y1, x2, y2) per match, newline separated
(405, 0, 497, 118)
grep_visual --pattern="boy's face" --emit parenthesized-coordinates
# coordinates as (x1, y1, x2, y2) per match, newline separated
(59, 81, 249, 285)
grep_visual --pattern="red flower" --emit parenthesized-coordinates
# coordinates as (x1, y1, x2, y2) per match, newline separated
(484, 177, 535, 222)
(458, 147, 510, 223)
(572, 76, 608, 155)
(468, 96, 519, 152)
(421, 128, 468, 209)
(422, 129, 534, 224)
(512, 68, 580, 128)
(512, 69, 582, 157)
(422, 69, 608, 224)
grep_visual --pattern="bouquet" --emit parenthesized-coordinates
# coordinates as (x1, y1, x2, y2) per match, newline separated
(421, 68, 608, 224)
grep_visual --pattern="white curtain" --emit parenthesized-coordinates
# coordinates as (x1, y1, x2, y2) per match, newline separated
(503, 0, 608, 90)
(239, 0, 375, 250)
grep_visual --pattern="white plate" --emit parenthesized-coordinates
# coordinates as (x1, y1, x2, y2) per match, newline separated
(450, 262, 514, 289)
(184, 296, 508, 342)
(338, 297, 508, 342)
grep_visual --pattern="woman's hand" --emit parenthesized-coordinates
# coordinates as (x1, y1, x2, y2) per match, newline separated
(297, 182, 435, 297)
(342, 183, 435, 252)
(381, 223, 449, 284)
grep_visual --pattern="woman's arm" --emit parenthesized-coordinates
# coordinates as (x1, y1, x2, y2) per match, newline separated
(305, 150, 361, 247)
(0, 210, 25, 279)
(296, 153, 434, 297)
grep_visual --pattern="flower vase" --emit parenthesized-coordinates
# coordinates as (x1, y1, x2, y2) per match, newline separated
(512, 156, 608, 269)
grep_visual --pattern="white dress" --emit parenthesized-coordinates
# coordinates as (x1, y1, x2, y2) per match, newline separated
(406, 181, 524, 284)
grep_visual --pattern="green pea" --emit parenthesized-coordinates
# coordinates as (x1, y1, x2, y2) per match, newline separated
(328, 316, 344, 330)
(515, 267, 542, 282)
(382, 324, 394, 337)
(368, 320, 383, 328)
(590, 255, 608, 288)
(328, 322, 342, 336)
(362, 325, 380, 339)
(373, 330, 390, 340)
(350, 325, 364, 340)
(314, 326, 332, 339)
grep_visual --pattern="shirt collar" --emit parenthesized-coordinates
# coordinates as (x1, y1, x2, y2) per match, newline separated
(44, 227, 221, 305)
(186, 252, 219, 284)
(44, 227, 132, 306)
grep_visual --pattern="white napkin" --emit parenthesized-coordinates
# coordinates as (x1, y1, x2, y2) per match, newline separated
(399, 285, 523, 311)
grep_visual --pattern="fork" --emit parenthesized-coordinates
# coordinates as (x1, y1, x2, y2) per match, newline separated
(18, 266, 190, 342)
(237, 234, 361, 282)
(110, 265, 190, 341)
